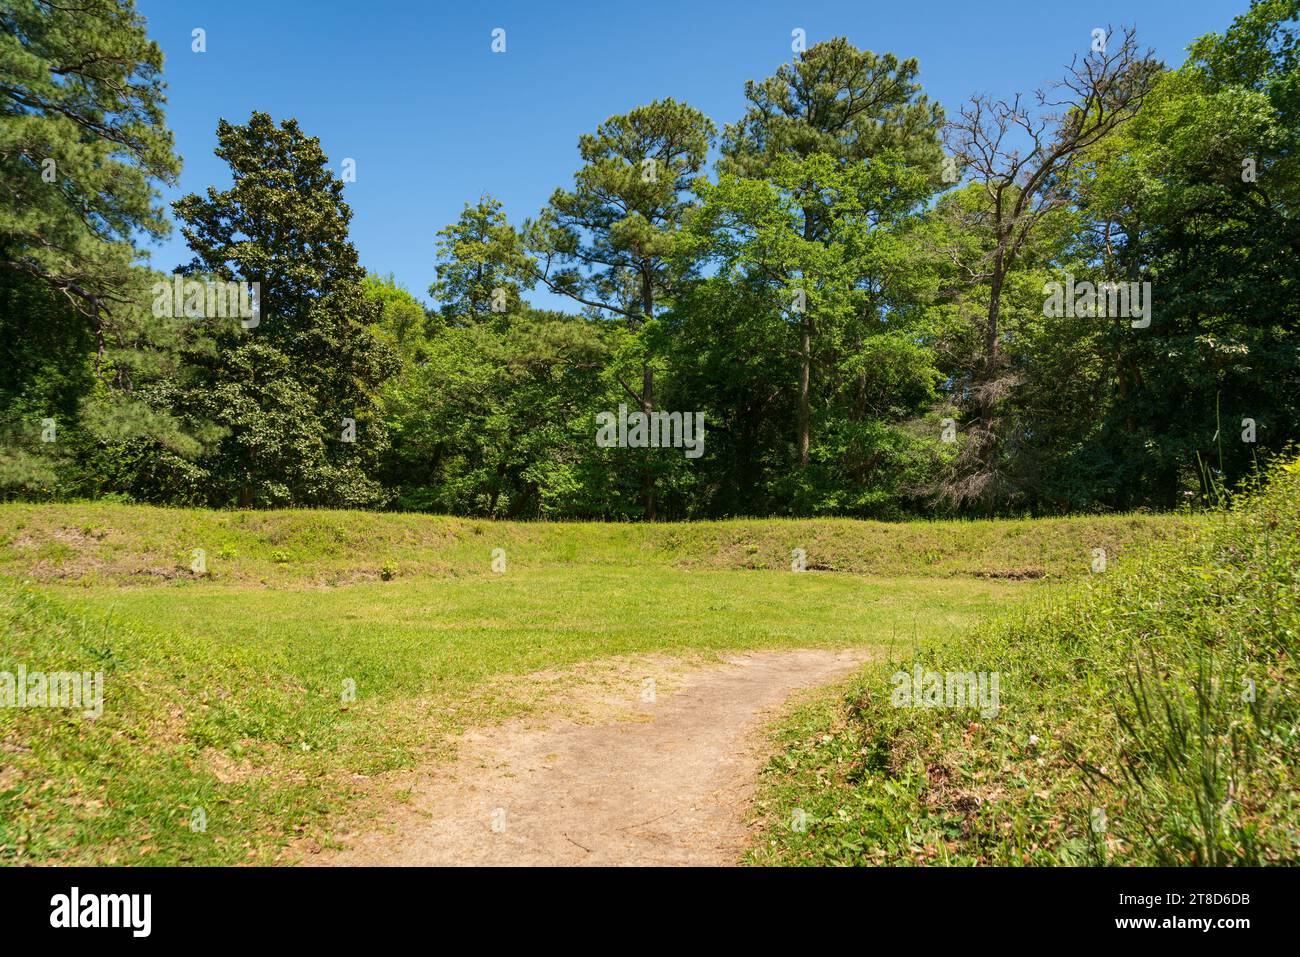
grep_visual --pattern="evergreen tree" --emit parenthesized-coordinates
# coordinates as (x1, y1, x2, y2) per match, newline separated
(1, 0, 187, 494)
(525, 98, 715, 518)
(0, 0, 179, 314)
(172, 112, 397, 507)
(719, 39, 945, 468)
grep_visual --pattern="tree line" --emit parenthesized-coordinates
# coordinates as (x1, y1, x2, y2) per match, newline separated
(2, 0, 1297, 519)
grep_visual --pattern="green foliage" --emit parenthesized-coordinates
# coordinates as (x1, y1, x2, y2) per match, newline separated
(3, 10, 1298, 520)
(0, 0, 195, 500)
(1016, 1, 1300, 509)
(0, 0, 179, 313)
(680, 150, 944, 514)
(721, 37, 944, 187)
(364, 272, 431, 358)
(527, 97, 715, 324)
(520, 98, 716, 517)
(429, 196, 528, 322)
(381, 309, 631, 517)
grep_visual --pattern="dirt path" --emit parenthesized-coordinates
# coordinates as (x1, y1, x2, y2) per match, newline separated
(316, 647, 870, 866)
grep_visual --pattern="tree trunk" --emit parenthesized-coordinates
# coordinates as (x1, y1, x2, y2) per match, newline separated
(641, 362, 655, 521)
(980, 244, 1007, 437)
(798, 316, 811, 467)
(985, 246, 1005, 373)
(640, 268, 656, 521)
(798, 206, 815, 469)
(488, 458, 507, 517)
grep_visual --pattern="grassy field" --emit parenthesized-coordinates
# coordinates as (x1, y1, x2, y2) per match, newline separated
(748, 461, 1300, 866)
(0, 504, 1196, 865)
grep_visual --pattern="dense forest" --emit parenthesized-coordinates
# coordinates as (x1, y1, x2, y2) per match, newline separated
(2, 0, 1297, 519)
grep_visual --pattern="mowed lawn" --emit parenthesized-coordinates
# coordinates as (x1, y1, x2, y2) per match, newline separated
(0, 505, 1195, 865)
(51, 568, 1018, 692)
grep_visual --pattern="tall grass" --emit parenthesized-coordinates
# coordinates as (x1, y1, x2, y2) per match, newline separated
(1094, 459, 1298, 864)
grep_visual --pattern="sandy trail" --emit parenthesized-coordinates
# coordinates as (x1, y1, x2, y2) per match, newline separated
(317, 647, 869, 866)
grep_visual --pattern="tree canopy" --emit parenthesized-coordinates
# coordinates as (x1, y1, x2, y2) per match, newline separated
(3, 1, 1297, 518)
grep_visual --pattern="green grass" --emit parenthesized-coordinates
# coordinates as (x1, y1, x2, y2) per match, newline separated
(747, 459, 1300, 866)
(0, 502, 1198, 586)
(0, 504, 1193, 865)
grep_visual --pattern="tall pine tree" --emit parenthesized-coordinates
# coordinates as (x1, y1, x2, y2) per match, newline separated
(1, 0, 187, 496)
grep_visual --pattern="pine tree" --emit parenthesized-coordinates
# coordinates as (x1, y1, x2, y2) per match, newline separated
(526, 98, 715, 518)
(721, 39, 945, 467)
(0, 0, 186, 495)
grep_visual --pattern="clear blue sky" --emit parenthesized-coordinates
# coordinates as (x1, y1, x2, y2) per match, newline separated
(136, 0, 1252, 311)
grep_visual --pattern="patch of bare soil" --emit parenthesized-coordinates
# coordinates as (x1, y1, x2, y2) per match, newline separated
(978, 568, 1046, 580)
(311, 647, 870, 867)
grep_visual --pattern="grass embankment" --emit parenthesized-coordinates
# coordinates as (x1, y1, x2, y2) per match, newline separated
(0, 504, 1192, 864)
(749, 461, 1299, 866)
(0, 502, 1196, 585)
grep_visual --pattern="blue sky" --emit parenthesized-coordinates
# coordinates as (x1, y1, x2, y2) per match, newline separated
(136, 0, 1252, 310)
